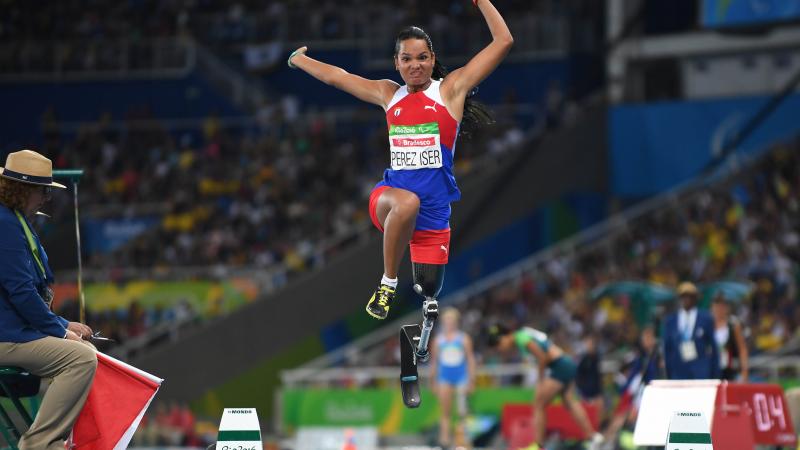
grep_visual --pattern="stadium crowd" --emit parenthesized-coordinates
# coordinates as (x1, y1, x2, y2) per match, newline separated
(474, 142, 799, 367)
(0, 0, 594, 41)
(0, 0, 602, 74)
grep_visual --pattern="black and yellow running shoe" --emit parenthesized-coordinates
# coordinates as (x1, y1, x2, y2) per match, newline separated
(366, 284, 396, 319)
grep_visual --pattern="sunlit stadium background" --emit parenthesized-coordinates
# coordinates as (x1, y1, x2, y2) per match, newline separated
(1, 0, 800, 449)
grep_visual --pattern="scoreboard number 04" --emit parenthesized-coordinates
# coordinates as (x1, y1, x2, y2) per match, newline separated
(752, 393, 787, 432)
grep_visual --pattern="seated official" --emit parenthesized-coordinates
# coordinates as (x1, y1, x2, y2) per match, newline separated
(0, 150, 97, 450)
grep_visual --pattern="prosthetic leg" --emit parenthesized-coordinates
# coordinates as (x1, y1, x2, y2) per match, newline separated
(400, 263, 445, 408)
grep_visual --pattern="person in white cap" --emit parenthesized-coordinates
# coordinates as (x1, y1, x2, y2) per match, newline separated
(0, 150, 97, 450)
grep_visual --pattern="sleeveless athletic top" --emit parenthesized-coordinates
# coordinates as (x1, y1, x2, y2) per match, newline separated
(715, 318, 741, 369)
(515, 327, 551, 356)
(436, 331, 469, 384)
(515, 327, 577, 383)
(379, 79, 461, 211)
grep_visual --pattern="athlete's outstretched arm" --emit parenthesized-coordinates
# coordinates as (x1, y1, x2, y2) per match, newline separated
(289, 46, 399, 109)
(442, 0, 513, 101)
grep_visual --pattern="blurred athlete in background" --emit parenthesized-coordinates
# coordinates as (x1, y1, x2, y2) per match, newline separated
(430, 308, 476, 447)
(489, 324, 604, 450)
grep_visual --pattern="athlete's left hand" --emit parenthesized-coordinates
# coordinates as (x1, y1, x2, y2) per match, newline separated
(287, 46, 308, 69)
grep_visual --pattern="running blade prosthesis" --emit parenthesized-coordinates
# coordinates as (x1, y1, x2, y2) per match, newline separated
(399, 293, 438, 408)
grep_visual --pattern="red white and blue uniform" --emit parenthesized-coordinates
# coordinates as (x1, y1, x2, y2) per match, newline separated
(368, 79, 460, 264)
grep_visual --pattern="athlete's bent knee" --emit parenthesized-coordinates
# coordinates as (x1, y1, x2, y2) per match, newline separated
(393, 194, 420, 219)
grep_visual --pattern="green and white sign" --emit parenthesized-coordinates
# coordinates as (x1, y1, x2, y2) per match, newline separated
(281, 387, 534, 435)
(216, 408, 262, 450)
(666, 411, 713, 450)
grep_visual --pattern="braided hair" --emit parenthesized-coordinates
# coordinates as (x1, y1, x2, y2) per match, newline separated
(394, 26, 494, 138)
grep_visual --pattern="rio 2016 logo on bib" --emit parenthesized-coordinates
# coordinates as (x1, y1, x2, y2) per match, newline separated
(389, 122, 443, 171)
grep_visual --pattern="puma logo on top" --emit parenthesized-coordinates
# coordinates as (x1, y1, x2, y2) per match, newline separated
(424, 103, 437, 112)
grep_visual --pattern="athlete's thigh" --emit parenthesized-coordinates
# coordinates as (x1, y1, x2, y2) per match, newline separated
(562, 383, 581, 407)
(535, 377, 565, 407)
(437, 383, 455, 403)
(375, 187, 420, 227)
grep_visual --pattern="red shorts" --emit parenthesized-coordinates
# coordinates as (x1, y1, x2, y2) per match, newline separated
(612, 390, 634, 418)
(369, 186, 451, 265)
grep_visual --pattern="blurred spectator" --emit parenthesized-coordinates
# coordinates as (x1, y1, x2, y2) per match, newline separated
(133, 401, 209, 448)
(711, 294, 749, 382)
(575, 334, 603, 410)
(663, 282, 720, 380)
(603, 325, 662, 447)
(127, 300, 146, 338)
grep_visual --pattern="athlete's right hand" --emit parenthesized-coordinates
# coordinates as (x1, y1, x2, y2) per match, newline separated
(287, 46, 308, 69)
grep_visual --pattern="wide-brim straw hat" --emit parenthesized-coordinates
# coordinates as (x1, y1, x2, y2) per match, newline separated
(0, 150, 66, 189)
(677, 281, 699, 297)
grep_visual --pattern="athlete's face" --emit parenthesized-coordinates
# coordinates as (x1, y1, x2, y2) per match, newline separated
(442, 313, 458, 332)
(711, 300, 729, 321)
(395, 38, 435, 88)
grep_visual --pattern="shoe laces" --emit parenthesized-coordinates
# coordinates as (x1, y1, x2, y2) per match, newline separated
(377, 285, 394, 307)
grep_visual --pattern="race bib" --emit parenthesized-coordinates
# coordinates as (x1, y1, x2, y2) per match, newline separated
(389, 122, 443, 170)
(441, 346, 465, 366)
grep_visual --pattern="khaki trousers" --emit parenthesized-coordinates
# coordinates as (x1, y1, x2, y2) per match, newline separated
(0, 337, 97, 450)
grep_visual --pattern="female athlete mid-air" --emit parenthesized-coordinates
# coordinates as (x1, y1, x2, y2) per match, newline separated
(288, 0, 512, 319)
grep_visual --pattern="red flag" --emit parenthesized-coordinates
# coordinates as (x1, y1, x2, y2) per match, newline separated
(72, 352, 163, 449)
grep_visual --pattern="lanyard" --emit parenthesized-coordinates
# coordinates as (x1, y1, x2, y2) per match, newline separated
(681, 310, 695, 341)
(15, 211, 47, 280)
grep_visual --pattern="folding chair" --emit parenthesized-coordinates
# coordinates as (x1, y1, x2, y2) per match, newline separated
(0, 367, 38, 450)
